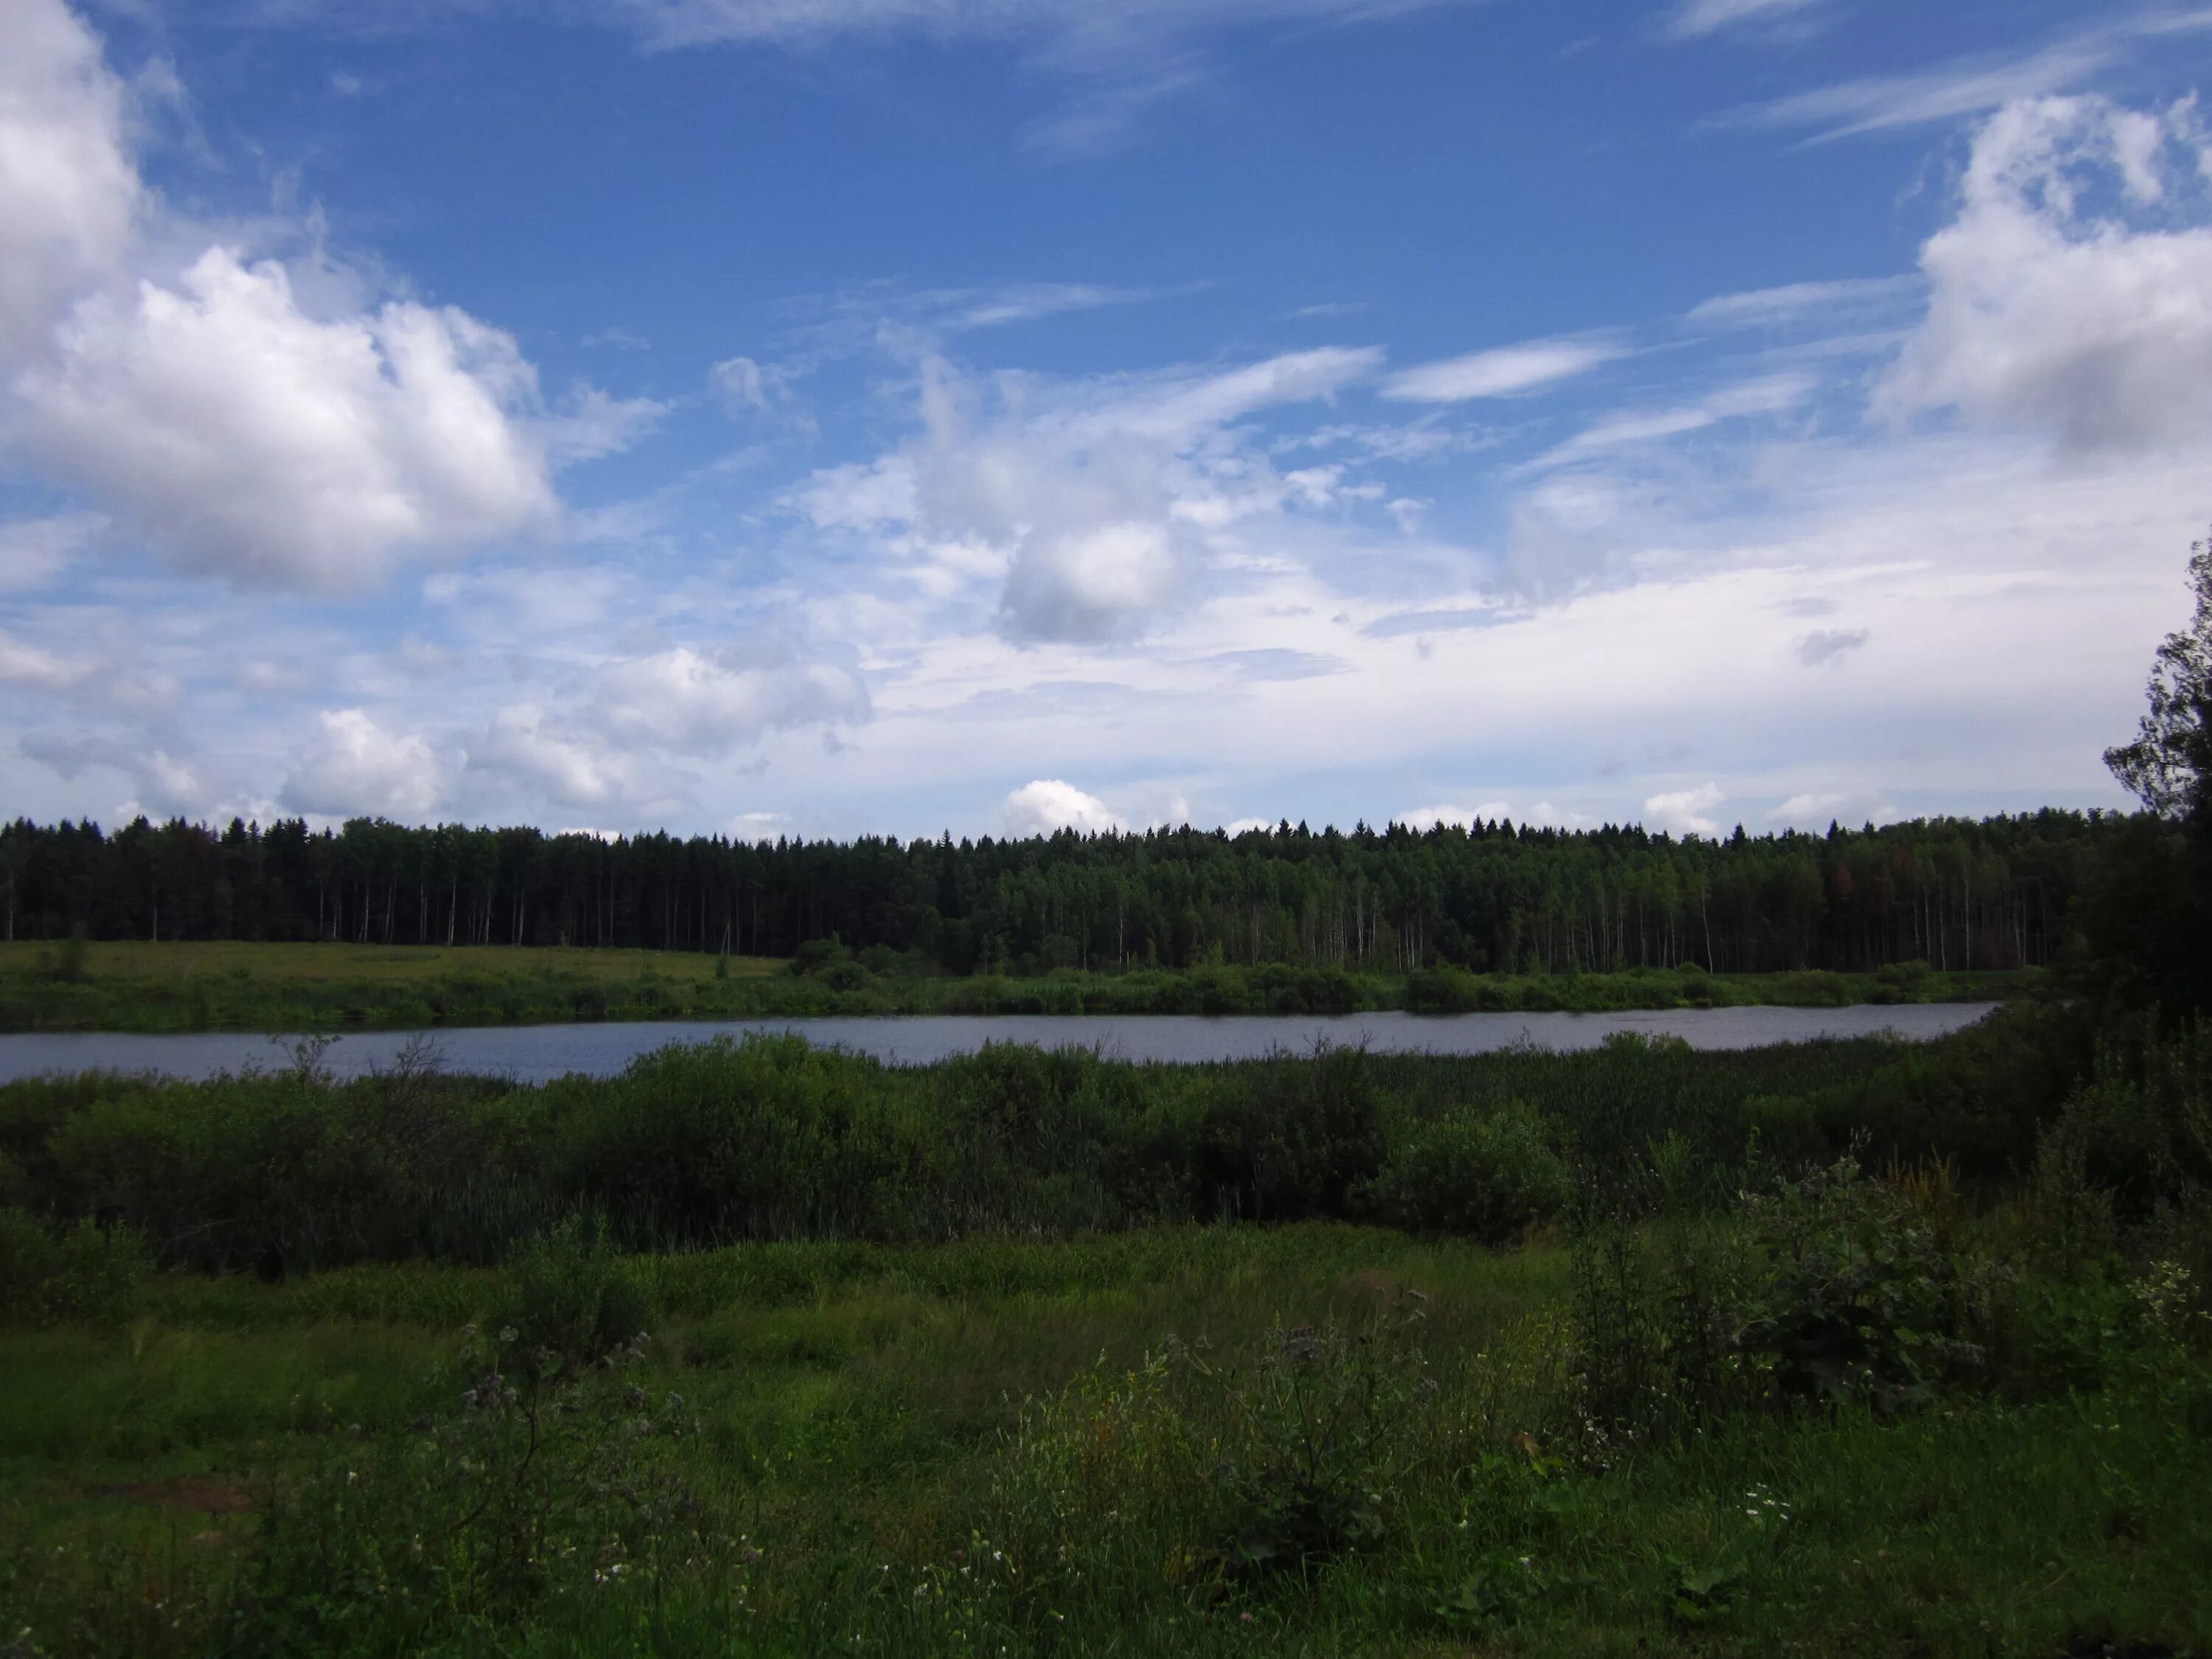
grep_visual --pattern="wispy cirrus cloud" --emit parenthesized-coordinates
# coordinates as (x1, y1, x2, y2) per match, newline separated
(1686, 275, 1921, 331)
(1720, 10, 2212, 142)
(570, 0, 1486, 153)
(1665, 0, 1834, 43)
(1382, 334, 1626, 403)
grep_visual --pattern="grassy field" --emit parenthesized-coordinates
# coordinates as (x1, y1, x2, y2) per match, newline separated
(1, 1226, 2206, 1657)
(0, 938, 2026, 1032)
(1, 1012, 2208, 1655)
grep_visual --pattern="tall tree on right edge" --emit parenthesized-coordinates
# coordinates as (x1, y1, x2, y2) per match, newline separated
(2089, 531, 2212, 1017)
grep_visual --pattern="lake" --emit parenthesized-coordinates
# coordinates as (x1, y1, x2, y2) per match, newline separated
(0, 1002, 1997, 1084)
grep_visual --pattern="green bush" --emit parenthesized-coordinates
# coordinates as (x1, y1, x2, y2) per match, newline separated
(505, 1214, 655, 1361)
(1353, 1102, 1570, 1242)
(0, 1208, 150, 1326)
(990, 1293, 1439, 1591)
(226, 1323, 709, 1653)
(1731, 1157, 1995, 1411)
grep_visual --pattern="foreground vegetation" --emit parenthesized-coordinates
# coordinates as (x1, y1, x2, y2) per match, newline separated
(2, 1008, 2208, 1656)
(0, 936, 2019, 1033)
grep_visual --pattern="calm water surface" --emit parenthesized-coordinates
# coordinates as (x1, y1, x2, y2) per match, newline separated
(0, 1004, 1997, 1084)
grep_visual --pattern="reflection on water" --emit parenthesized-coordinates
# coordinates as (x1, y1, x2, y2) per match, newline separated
(0, 1003, 1998, 1085)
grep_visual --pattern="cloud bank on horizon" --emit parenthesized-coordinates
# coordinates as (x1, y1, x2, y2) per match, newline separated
(0, 0, 2208, 843)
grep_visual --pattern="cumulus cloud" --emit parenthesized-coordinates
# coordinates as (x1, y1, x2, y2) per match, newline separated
(1001, 520, 1178, 643)
(1397, 801, 1512, 831)
(0, 0, 139, 363)
(21, 730, 207, 818)
(1878, 96, 2212, 453)
(1644, 782, 1725, 838)
(1002, 778, 1121, 836)
(471, 704, 655, 807)
(796, 346, 1378, 644)
(282, 709, 448, 818)
(594, 646, 869, 757)
(21, 250, 560, 587)
(460, 640, 871, 813)
(0, 1, 603, 591)
(1382, 335, 1624, 403)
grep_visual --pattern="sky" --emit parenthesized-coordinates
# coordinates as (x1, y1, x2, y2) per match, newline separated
(4, 0, 2212, 844)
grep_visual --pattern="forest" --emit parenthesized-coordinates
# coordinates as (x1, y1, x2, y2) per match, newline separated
(0, 804, 2124, 979)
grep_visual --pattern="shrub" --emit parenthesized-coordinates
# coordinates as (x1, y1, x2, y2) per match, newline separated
(0, 1208, 150, 1326)
(1731, 1156, 1994, 1411)
(1192, 1043, 1385, 1221)
(1354, 1102, 1570, 1242)
(990, 1293, 1439, 1590)
(505, 1214, 655, 1362)
(1572, 1155, 1997, 1447)
(1872, 959, 1935, 1003)
(225, 1324, 710, 1653)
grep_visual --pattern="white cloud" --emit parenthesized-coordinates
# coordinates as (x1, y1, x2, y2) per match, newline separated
(0, 512, 102, 591)
(1644, 782, 1725, 837)
(1877, 97, 2212, 453)
(536, 385, 668, 465)
(1534, 372, 1813, 467)
(796, 345, 1380, 644)
(710, 352, 810, 420)
(593, 645, 869, 756)
(1000, 520, 1178, 643)
(0, 630, 86, 692)
(1382, 335, 1624, 403)
(1727, 15, 2212, 142)
(21, 730, 207, 818)
(0, 7, 602, 592)
(0, 0, 139, 363)
(1666, 0, 1830, 40)
(1090, 346, 1380, 444)
(282, 709, 448, 819)
(606, 0, 1453, 50)
(1397, 801, 1512, 831)
(1686, 275, 1920, 331)
(20, 249, 560, 588)
(471, 705, 655, 807)
(1001, 777, 1121, 836)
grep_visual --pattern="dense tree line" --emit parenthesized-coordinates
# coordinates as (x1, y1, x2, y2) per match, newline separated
(0, 806, 2124, 978)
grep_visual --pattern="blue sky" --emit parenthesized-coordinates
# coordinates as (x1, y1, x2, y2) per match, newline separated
(4, 0, 2212, 841)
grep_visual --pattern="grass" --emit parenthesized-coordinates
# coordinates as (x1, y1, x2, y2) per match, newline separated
(0, 939, 2028, 1033)
(1, 1225, 2205, 1657)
